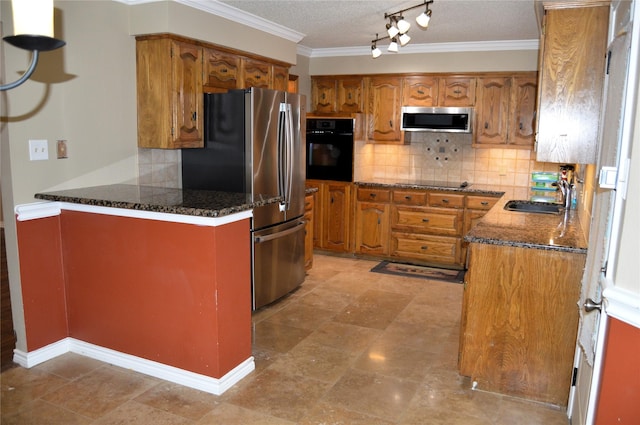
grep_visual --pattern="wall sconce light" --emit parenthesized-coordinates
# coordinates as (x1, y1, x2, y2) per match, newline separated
(373, 0, 434, 58)
(1, 0, 66, 91)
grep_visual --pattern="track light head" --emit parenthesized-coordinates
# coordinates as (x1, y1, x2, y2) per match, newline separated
(416, 8, 432, 28)
(397, 16, 411, 34)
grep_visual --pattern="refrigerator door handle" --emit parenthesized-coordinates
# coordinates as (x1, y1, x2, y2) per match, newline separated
(284, 102, 294, 210)
(254, 221, 305, 243)
(277, 104, 287, 211)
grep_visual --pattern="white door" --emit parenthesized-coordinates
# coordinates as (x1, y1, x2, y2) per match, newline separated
(568, 1, 639, 423)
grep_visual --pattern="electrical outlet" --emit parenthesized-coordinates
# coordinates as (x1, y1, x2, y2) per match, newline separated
(29, 139, 49, 161)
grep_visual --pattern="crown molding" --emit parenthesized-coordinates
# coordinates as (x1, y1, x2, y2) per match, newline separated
(115, 1, 538, 59)
(303, 39, 540, 58)
(117, 0, 305, 43)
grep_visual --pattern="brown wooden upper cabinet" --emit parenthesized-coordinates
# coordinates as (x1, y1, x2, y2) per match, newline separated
(536, 3, 609, 164)
(136, 36, 204, 149)
(136, 34, 291, 149)
(402, 76, 439, 106)
(438, 77, 476, 107)
(311, 76, 364, 113)
(241, 57, 271, 89)
(367, 76, 404, 143)
(474, 73, 537, 148)
(204, 48, 240, 92)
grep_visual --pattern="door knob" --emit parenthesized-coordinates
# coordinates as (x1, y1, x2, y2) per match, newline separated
(584, 298, 602, 312)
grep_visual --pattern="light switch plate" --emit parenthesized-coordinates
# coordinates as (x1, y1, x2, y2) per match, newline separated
(29, 139, 49, 161)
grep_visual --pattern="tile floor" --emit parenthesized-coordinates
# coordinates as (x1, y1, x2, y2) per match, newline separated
(0, 254, 569, 424)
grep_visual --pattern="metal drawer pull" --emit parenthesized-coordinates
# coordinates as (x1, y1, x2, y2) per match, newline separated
(421, 246, 428, 250)
(481, 201, 489, 206)
(422, 218, 430, 222)
(405, 195, 411, 200)
(370, 193, 377, 198)
(442, 199, 449, 203)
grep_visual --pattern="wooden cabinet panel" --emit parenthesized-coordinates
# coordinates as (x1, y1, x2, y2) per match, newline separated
(241, 58, 271, 88)
(428, 193, 465, 208)
(392, 206, 462, 237)
(536, 5, 608, 163)
(509, 75, 537, 147)
(355, 202, 390, 255)
(272, 65, 289, 92)
(304, 194, 314, 270)
(392, 190, 427, 206)
(338, 78, 364, 113)
(204, 48, 239, 91)
(311, 78, 338, 113)
(136, 37, 204, 149)
(438, 77, 476, 106)
(390, 233, 460, 265)
(465, 195, 499, 210)
(357, 188, 391, 202)
(305, 182, 323, 248)
(324, 182, 352, 251)
(367, 76, 403, 143)
(402, 76, 439, 106)
(459, 243, 585, 405)
(475, 77, 511, 145)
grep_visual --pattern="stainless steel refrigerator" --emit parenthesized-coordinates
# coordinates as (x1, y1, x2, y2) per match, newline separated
(182, 88, 306, 310)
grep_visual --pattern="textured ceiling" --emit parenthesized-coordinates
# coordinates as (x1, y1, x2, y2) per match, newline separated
(218, 0, 541, 50)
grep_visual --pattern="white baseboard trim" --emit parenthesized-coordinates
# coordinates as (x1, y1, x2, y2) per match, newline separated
(13, 338, 255, 395)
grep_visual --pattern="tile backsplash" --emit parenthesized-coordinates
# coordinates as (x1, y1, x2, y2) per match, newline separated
(139, 134, 567, 197)
(354, 132, 562, 190)
(138, 148, 181, 188)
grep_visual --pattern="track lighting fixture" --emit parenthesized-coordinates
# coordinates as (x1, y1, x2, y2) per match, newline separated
(372, 0, 434, 59)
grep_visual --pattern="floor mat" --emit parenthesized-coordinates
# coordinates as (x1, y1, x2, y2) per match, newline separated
(370, 261, 465, 283)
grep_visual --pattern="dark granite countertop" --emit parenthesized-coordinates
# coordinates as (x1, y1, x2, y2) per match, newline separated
(353, 179, 587, 253)
(35, 184, 282, 218)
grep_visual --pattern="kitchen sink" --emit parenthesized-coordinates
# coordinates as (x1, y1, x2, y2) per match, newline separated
(504, 200, 563, 215)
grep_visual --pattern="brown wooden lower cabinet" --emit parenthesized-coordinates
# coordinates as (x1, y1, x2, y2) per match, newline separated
(459, 242, 586, 406)
(304, 193, 314, 270)
(306, 180, 353, 253)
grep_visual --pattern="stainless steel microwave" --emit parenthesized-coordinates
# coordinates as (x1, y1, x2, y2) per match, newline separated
(401, 106, 474, 133)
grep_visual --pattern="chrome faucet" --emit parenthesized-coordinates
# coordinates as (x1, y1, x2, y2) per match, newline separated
(558, 177, 574, 210)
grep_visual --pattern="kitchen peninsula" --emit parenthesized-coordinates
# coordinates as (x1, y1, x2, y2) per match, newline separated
(13, 184, 281, 395)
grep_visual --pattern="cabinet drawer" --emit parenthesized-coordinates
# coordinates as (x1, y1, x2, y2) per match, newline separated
(466, 196, 499, 210)
(357, 188, 391, 202)
(429, 193, 465, 208)
(390, 232, 460, 265)
(392, 206, 463, 236)
(392, 190, 427, 205)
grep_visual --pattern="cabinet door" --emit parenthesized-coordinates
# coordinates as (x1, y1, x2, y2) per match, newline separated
(272, 65, 289, 91)
(402, 76, 439, 106)
(338, 77, 364, 113)
(241, 58, 271, 88)
(367, 76, 403, 142)
(204, 48, 239, 91)
(509, 75, 537, 147)
(355, 202, 390, 255)
(171, 40, 204, 148)
(323, 183, 352, 252)
(306, 182, 323, 248)
(311, 77, 338, 113)
(536, 6, 608, 163)
(475, 77, 510, 145)
(304, 194, 314, 270)
(438, 77, 476, 106)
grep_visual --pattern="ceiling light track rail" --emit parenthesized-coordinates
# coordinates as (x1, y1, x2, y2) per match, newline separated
(371, 0, 434, 58)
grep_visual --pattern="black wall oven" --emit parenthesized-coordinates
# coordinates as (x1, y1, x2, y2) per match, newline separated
(306, 118, 354, 182)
